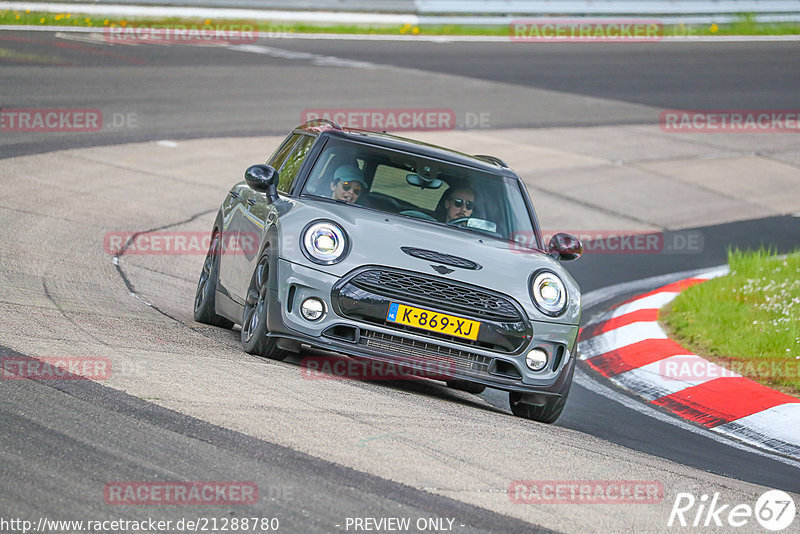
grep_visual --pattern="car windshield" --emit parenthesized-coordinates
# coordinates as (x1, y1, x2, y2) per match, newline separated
(301, 138, 540, 249)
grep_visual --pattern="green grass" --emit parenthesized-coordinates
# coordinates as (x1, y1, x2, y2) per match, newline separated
(715, 13, 800, 35)
(1, 10, 799, 37)
(660, 248, 800, 397)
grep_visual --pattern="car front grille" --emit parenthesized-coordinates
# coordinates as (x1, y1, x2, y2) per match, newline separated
(359, 329, 492, 375)
(349, 268, 521, 322)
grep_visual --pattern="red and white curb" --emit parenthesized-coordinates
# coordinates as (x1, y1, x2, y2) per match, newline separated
(578, 267, 800, 459)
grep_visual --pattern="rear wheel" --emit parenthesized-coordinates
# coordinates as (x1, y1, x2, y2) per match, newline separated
(446, 379, 486, 395)
(241, 248, 287, 360)
(194, 229, 234, 328)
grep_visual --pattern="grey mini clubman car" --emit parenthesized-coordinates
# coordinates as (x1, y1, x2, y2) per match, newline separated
(194, 120, 583, 423)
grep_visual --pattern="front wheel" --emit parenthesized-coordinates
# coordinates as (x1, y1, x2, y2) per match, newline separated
(241, 248, 287, 360)
(509, 392, 568, 424)
(509, 362, 573, 424)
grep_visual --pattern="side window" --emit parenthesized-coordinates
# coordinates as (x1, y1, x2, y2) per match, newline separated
(302, 144, 365, 198)
(277, 135, 315, 193)
(268, 133, 301, 170)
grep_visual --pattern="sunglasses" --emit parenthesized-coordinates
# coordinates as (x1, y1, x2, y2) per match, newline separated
(451, 198, 474, 210)
(339, 181, 363, 194)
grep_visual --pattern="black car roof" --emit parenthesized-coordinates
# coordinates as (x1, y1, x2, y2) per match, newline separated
(295, 121, 518, 179)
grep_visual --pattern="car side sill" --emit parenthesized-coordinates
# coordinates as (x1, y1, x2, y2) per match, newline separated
(215, 290, 243, 326)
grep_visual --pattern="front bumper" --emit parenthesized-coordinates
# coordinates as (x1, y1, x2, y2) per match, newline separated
(268, 259, 579, 396)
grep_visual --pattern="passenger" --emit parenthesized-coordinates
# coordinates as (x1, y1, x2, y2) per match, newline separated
(330, 165, 368, 204)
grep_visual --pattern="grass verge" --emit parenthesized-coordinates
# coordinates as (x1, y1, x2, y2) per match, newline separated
(660, 248, 800, 398)
(1, 10, 799, 37)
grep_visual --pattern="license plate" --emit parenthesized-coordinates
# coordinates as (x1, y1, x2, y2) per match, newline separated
(386, 302, 480, 341)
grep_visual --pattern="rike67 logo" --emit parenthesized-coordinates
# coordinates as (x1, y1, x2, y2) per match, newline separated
(668, 489, 796, 531)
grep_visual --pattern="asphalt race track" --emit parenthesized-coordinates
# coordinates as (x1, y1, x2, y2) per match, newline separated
(1, 31, 800, 533)
(2, 33, 799, 156)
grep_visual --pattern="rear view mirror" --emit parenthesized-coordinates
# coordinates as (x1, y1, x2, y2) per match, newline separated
(406, 173, 443, 189)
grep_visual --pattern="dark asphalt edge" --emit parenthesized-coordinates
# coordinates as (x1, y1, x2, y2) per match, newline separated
(0, 345, 558, 534)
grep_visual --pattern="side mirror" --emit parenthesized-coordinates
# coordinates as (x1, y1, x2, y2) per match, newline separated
(245, 164, 279, 202)
(548, 232, 583, 261)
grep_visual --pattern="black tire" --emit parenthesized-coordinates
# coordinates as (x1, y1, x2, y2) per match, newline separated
(446, 379, 486, 395)
(194, 229, 234, 328)
(509, 392, 566, 424)
(240, 248, 287, 360)
(509, 376, 571, 424)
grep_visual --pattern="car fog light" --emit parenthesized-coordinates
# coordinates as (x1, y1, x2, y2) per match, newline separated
(526, 348, 548, 371)
(300, 298, 325, 321)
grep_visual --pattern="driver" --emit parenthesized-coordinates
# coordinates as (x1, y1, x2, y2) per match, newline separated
(443, 186, 476, 222)
(330, 165, 368, 204)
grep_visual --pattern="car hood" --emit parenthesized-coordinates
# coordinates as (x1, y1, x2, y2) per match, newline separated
(276, 198, 581, 325)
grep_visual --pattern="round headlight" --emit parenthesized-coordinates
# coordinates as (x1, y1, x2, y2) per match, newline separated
(531, 271, 567, 316)
(302, 221, 348, 264)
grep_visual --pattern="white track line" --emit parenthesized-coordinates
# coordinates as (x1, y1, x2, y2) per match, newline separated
(579, 322, 668, 359)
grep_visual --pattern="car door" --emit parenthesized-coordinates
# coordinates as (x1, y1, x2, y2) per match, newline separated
(217, 133, 301, 300)
(216, 182, 251, 299)
(231, 133, 317, 302)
